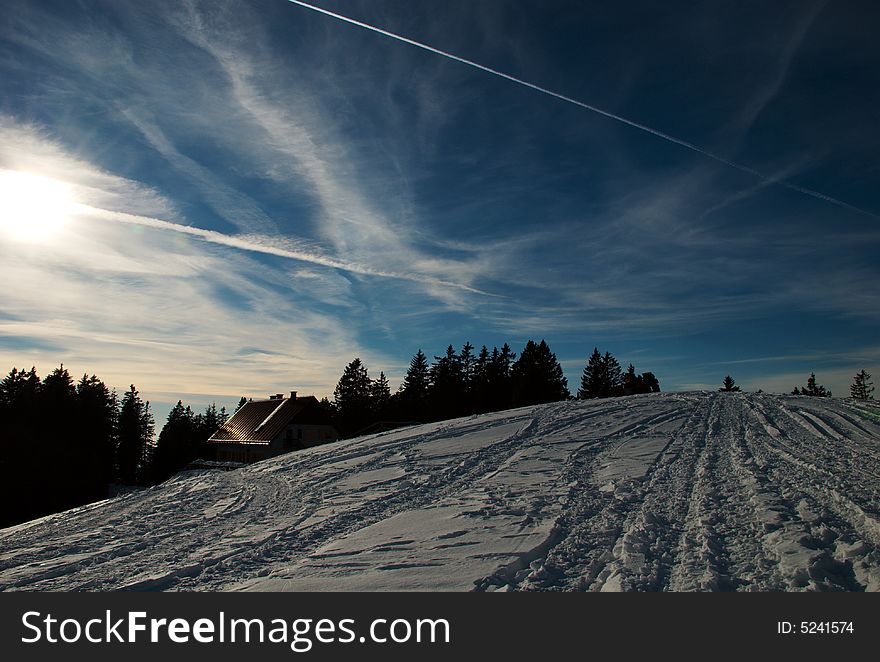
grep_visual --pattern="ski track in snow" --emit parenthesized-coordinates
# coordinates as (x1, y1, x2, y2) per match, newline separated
(1, 393, 878, 592)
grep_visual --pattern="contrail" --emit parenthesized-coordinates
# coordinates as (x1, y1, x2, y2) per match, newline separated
(72, 203, 493, 296)
(286, 0, 876, 219)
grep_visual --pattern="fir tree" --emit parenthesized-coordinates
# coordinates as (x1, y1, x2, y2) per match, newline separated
(152, 401, 197, 482)
(430, 345, 463, 420)
(399, 350, 431, 420)
(622, 363, 640, 396)
(602, 352, 623, 397)
(486, 344, 516, 410)
(511, 339, 569, 406)
(333, 358, 373, 434)
(116, 384, 154, 485)
(720, 376, 740, 392)
(74, 373, 117, 499)
(578, 348, 604, 399)
(471, 345, 492, 413)
(641, 372, 660, 393)
(850, 369, 874, 401)
(801, 373, 831, 397)
(579, 348, 623, 398)
(370, 371, 391, 417)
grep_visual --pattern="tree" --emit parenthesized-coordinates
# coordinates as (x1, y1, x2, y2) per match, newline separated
(720, 376, 740, 392)
(641, 372, 660, 393)
(116, 384, 154, 485)
(430, 345, 463, 420)
(799, 373, 831, 397)
(74, 373, 117, 499)
(511, 339, 569, 406)
(398, 350, 431, 420)
(333, 358, 373, 435)
(578, 348, 623, 398)
(370, 371, 391, 417)
(235, 396, 248, 412)
(152, 401, 197, 482)
(850, 370, 874, 401)
(485, 344, 516, 411)
(471, 345, 492, 413)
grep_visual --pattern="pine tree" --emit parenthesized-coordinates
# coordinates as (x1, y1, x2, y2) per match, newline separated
(152, 400, 197, 482)
(116, 384, 154, 484)
(399, 350, 431, 421)
(511, 339, 569, 406)
(485, 344, 516, 411)
(370, 371, 391, 417)
(801, 373, 831, 397)
(333, 358, 373, 435)
(579, 349, 625, 398)
(75, 373, 117, 499)
(430, 345, 463, 420)
(641, 372, 660, 393)
(459, 342, 475, 387)
(471, 345, 491, 413)
(602, 352, 623, 397)
(720, 376, 740, 392)
(622, 363, 640, 396)
(235, 396, 248, 412)
(850, 369, 874, 401)
(578, 348, 604, 399)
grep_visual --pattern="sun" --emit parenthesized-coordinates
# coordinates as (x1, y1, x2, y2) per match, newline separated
(0, 170, 75, 241)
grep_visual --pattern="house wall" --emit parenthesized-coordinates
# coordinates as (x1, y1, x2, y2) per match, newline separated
(212, 443, 271, 463)
(269, 423, 339, 454)
(212, 424, 338, 464)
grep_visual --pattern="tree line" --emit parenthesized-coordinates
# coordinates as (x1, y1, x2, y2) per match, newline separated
(328, 340, 660, 436)
(0, 364, 228, 527)
(718, 370, 874, 400)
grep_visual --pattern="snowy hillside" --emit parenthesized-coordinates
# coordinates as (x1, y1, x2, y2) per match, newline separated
(2, 392, 879, 592)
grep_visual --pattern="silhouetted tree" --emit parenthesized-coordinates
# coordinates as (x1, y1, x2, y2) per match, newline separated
(235, 396, 248, 412)
(579, 349, 623, 398)
(511, 339, 569, 406)
(471, 345, 492, 413)
(116, 384, 154, 485)
(152, 401, 197, 482)
(430, 345, 463, 420)
(74, 373, 117, 501)
(641, 372, 660, 393)
(398, 349, 431, 421)
(720, 376, 740, 392)
(370, 371, 391, 418)
(486, 344, 516, 410)
(799, 373, 831, 397)
(850, 370, 874, 401)
(333, 358, 373, 435)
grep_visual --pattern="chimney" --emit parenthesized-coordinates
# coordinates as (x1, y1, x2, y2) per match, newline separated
(290, 391, 297, 400)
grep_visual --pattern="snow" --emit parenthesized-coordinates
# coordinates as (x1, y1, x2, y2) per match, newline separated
(1, 392, 879, 591)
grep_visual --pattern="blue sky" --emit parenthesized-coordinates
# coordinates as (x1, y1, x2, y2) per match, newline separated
(1, 0, 878, 422)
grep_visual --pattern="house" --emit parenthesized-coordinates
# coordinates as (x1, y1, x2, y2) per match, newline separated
(208, 391, 339, 463)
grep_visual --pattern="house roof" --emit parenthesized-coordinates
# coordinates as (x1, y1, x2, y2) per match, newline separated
(208, 395, 325, 445)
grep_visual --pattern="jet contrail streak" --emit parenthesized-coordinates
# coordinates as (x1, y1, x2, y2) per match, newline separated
(286, 0, 876, 219)
(72, 203, 493, 296)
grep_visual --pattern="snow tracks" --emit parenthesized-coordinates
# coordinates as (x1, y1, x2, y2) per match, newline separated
(0, 393, 878, 591)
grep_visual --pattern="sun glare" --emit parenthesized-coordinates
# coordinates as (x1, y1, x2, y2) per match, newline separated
(0, 170, 74, 242)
